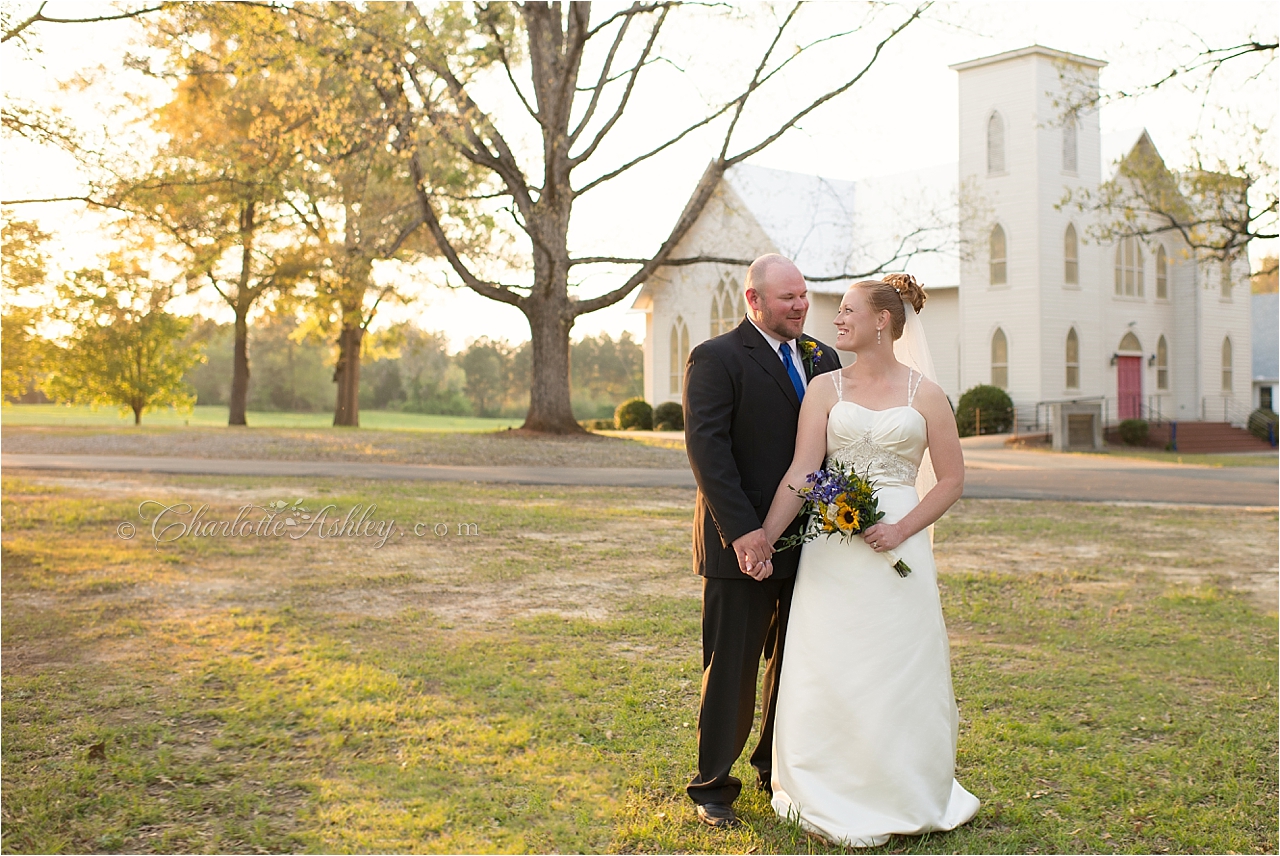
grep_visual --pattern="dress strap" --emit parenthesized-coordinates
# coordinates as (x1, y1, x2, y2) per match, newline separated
(907, 368, 925, 408)
(832, 370, 843, 402)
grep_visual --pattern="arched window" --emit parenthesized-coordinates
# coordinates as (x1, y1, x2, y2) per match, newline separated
(1156, 335, 1168, 390)
(708, 275, 744, 336)
(1064, 224, 1079, 285)
(989, 224, 1007, 285)
(1118, 331, 1142, 352)
(991, 328, 1008, 389)
(1114, 237, 1144, 297)
(669, 317, 690, 395)
(1155, 246, 1168, 299)
(1221, 336, 1233, 392)
(1062, 116, 1078, 173)
(1065, 328, 1080, 389)
(987, 111, 1005, 174)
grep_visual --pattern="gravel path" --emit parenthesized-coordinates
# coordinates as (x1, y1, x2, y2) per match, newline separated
(0, 426, 689, 469)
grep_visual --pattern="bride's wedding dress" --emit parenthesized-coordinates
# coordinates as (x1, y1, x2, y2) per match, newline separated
(770, 370, 979, 847)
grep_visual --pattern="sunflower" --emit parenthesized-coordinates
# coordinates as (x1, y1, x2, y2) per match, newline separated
(835, 504, 859, 532)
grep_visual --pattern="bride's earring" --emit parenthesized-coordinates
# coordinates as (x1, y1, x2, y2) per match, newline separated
(877, 327, 882, 345)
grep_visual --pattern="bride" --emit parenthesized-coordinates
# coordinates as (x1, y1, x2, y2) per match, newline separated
(757, 274, 979, 847)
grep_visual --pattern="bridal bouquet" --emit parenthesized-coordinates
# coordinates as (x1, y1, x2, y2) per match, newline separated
(773, 461, 912, 577)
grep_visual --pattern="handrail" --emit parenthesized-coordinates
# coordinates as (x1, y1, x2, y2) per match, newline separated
(1201, 395, 1254, 427)
(1024, 396, 1259, 433)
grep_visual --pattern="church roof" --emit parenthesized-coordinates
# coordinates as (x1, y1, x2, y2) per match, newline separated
(949, 44, 1107, 72)
(723, 162, 960, 294)
(1101, 128, 1149, 176)
(722, 163, 857, 285)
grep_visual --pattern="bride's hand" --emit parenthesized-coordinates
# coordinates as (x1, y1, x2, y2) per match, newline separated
(862, 522, 904, 553)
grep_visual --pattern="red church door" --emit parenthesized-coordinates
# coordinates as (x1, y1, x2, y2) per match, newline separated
(1117, 356, 1142, 420)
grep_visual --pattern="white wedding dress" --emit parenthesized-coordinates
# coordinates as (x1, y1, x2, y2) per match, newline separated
(771, 370, 979, 847)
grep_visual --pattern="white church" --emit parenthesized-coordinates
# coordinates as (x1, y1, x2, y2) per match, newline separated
(632, 45, 1253, 430)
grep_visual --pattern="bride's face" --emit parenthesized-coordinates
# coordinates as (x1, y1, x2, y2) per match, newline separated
(833, 287, 882, 352)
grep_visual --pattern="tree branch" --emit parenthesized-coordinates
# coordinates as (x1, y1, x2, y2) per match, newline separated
(408, 9, 520, 154)
(584, 1, 679, 40)
(399, 27, 539, 220)
(406, 154, 525, 309)
(569, 3, 669, 166)
(718, 2, 800, 160)
(570, 224, 954, 281)
(572, 159, 726, 315)
(573, 95, 738, 195)
(725, 3, 929, 167)
(3, 1, 172, 44)
(482, 14, 542, 126)
(567, 1, 637, 147)
(571, 254, 751, 267)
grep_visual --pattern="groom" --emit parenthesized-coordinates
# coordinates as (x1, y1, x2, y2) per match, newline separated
(682, 253, 842, 828)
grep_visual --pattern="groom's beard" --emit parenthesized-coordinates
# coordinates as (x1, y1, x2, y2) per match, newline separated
(758, 311, 805, 341)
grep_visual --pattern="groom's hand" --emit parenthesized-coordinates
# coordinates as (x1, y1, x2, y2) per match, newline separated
(732, 529, 774, 580)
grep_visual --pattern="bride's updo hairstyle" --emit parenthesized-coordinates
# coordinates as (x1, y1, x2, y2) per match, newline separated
(853, 273, 927, 340)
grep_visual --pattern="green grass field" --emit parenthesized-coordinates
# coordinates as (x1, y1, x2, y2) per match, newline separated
(0, 404, 523, 432)
(1, 472, 1276, 854)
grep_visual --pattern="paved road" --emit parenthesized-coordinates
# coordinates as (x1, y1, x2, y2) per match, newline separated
(0, 453, 693, 488)
(3, 449, 1276, 506)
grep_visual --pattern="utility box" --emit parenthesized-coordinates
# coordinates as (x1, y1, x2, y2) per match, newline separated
(1051, 402, 1103, 451)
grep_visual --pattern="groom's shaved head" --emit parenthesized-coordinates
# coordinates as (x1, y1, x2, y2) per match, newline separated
(745, 254, 808, 341)
(744, 254, 794, 296)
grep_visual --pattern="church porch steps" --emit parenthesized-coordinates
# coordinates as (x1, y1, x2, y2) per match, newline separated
(1134, 422, 1278, 453)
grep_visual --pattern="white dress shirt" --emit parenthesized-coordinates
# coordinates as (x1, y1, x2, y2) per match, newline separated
(746, 316, 807, 390)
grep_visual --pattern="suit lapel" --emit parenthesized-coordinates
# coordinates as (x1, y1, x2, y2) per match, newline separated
(738, 320, 801, 412)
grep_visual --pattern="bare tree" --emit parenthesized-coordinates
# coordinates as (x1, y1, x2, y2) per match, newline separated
(1057, 34, 1277, 264)
(298, 1, 931, 433)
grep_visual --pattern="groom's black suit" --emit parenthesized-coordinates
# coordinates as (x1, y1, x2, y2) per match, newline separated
(682, 318, 841, 806)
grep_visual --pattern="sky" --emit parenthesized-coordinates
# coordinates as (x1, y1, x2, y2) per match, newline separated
(2, 1, 1276, 352)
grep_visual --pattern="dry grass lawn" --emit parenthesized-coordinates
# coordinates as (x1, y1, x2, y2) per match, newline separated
(2, 469, 1275, 854)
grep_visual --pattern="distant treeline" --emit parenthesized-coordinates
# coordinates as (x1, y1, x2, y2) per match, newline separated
(184, 315, 643, 420)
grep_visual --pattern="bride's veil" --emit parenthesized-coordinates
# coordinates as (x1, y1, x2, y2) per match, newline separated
(892, 295, 940, 537)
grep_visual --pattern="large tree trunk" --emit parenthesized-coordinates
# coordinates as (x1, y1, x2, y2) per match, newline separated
(228, 308, 250, 426)
(332, 321, 363, 427)
(521, 298, 582, 434)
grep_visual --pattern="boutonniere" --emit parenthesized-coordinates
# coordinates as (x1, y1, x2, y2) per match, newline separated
(798, 338, 823, 377)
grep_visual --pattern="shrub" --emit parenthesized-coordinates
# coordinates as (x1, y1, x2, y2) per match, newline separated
(579, 418, 614, 431)
(1247, 408, 1278, 446)
(653, 401, 684, 431)
(955, 385, 1013, 436)
(1117, 418, 1149, 446)
(614, 397, 653, 430)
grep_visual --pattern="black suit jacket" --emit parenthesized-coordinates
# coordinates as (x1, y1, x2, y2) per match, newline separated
(683, 319, 843, 579)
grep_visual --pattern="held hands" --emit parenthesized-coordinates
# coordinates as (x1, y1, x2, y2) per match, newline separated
(862, 521, 905, 553)
(732, 529, 775, 581)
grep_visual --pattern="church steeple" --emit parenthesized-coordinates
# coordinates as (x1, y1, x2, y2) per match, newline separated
(952, 45, 1105, 413)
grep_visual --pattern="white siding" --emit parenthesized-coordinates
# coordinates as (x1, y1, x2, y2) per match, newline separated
(640, 46, 1252, 425)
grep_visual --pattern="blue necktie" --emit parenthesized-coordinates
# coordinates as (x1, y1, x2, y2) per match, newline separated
(780, 342, 805, 403)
